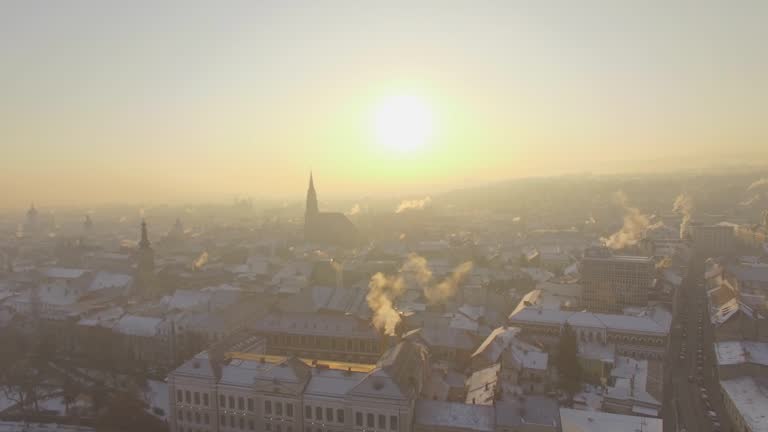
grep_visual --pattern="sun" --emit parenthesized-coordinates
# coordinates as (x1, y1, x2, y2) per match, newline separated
(373, 94, 434, 153)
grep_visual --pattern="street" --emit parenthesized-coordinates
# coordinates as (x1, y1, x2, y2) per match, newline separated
(665, 256, 732, 432)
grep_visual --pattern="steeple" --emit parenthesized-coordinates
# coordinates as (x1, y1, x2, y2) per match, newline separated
(306, 172, 319, 217)
(135, 219, 155, 297)
(27, 203, 38, 219)
(139, 219, 151, 249)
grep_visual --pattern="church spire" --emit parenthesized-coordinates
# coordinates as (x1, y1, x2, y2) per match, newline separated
(306, 172, 319, 216)
(139, 219, 151, 249)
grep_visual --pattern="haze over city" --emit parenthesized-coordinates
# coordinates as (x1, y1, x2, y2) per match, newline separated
(2, 3, 768, 432)
(2, 1, 767, 207)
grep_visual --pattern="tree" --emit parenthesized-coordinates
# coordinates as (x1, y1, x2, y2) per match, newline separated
(556, 323, 583, 401)
(62, 375, 80, 416)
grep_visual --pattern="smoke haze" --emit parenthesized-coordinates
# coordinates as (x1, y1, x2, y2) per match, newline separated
(600, 191, 658, 249)
(366, 254, 474, 335)
(395, 197, 432, 213)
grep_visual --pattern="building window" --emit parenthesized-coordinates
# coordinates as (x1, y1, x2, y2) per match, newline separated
(195, 412, 200, 424)
(178, 409, 183, 422)
(315, 407, 322, 420)
(220, 414, 225, 425)
(239, 417, 245, 429)
(337, 409, 344, 423)
(230, 415, 235, 427)
(266, 423, 271, 431)
(203, 393, 209, 407)
(185, 390, 191, 403)
(248, 420, 255, 431)
(265, 400, 272, 414)
(276, 402, 283, 416)
(229, 396, 235, 409)
(367, 413, 374, 427)
(204, 413, 209, 424)
(194, 392, 200, 405)
(305, 406, 311, 419)
(220, 395, 225, 407)
(276, 426, 282, 432)
(356, 412, 363, 426)
(186, 411, 191, 422)
(248, 398, 254, 411)
(390, 416, 398, 430)
(286, 403, 293, 417)
(238, 397, 245, 410)
(378, 414, 385, 428)
(326, 408, 333, 422)
(177, 389, 183, 403)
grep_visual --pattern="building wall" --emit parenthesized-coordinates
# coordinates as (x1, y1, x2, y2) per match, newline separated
(263, 332, 383, 364)
(581, 257, 654, 313)
(169, 372, 415, 432)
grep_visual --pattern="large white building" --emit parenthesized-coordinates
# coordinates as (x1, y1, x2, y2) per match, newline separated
(168, 339, 430, 432)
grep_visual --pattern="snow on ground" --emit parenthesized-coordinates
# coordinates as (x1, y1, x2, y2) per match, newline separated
(144, 380, 169, 421)
(0, 395, 16, 413)
(37, 397, 66, 415)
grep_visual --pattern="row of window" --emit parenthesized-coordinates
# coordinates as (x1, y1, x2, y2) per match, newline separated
(177, 409, 210, 425)
(177, 389, 210, 407)
(304, 406, 343, 423)
(220, 394, 255, 411)
(220, 414, 255, 430)
(354, 412, 398, 430)
(265, 400, 294, 417)
(176, 392, 398, 430)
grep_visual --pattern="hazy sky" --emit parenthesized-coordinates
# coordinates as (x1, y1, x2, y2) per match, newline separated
(1, 1, 766, 207)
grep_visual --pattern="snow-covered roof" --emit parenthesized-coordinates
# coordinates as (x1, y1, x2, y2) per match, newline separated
(715, 341, 768, 367)
(560, 408, 663, 432)
(509, 307, 670, 335)
(162, 289, 211, 311)
(77, 306, 125, 327)
(88, 271, 132, 291)
(719, 377, 768, 432)
(41, 267, 89, 279)
(304, 368, 367, 398)
(113, 315, 164, 337)
(415, 400, 494, 432)
(465, 364, 500, 405)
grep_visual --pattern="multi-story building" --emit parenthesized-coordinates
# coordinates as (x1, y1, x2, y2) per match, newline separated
(250, 312, 385, 363)
(689, 222, 736, 255)
(167, 339, 430, 432)
(508, 307, 670, 361)
(714, 341, 768, 432)
(580, 248, 654, 313)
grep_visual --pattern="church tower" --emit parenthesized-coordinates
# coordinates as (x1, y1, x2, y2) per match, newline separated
(306, 172, 319, 218)
(135, 219, 156, 297)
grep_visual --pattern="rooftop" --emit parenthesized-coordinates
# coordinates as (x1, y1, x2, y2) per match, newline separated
(560, 408, 663, 432)
(720, 376, 768, 432)
(716, 341, 768, 367)
(509, 307, 670, 335)
(415, 400, 494, 432)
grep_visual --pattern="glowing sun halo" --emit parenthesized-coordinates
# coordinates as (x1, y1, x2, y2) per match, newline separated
(373, 95, 434, 153)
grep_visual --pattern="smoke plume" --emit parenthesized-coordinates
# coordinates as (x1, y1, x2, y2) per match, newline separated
(672, 193, 694, 239)
(367, 271, 406, 336)
(600, 191, 657, 249)
(366, 254, 474, 335)
(396, 196, 432, 213)
(193, 251, 209, 270)
(424, 261, 474, 304)
(348, 204, 362, 216)
(747, 178, 768, 192)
